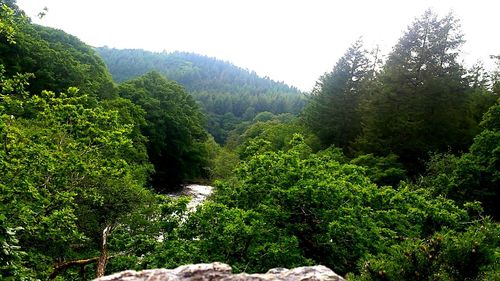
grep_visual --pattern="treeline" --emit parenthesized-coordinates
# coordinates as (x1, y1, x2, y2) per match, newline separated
(96, 47, 306, 143)
(96, 48, 298, 94)
(0, 2, 499, 281)
(304, 11, 499, 176)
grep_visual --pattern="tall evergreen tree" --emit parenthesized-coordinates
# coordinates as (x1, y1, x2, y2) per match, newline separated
(304, 40, 370, 150)
(492, 55, 500, 95)
(356, 10, 475, 174)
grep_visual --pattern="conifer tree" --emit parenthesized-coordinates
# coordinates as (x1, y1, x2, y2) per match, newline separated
(304, 40, 370, 150)
(356, 10, 475, 173)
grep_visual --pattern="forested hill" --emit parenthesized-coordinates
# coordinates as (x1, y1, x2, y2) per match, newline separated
(0, 23, 115, 99)
(96, 47, 306, 143)
(2, 1, 500, 280)
(96, 47, 300, 95)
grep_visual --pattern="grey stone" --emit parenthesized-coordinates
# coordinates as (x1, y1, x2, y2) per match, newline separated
(93, 262, 345, 281)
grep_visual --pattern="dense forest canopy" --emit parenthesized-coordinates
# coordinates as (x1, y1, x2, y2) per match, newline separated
(97, 47, 306, 143)
(96, 48, 299, 94)
(0, 1, 499, 281)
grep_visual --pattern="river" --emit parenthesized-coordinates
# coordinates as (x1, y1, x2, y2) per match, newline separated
(168, 184, 214, 212)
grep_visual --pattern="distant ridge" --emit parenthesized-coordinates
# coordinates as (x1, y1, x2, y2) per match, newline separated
(96, 47, 305, 143)
(96, 47, 300, 95)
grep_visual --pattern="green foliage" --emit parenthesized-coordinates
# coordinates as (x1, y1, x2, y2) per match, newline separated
(0, 4, 17, 44)
(354, 11, 491, 175)
(203, 136, 240, 180)
(96, 48, 300, 95)
(480, 98, 500, 130)
(354, 220, 500, 281)
(227, 115, 320, 160)
(491, 55, 500, 96)
(466, 62, 498, 125)
(177, 202, 313, 273)
(201, 90, 305, 143)
(304, 39, 371, 150)
(96, 48, 305, 143)
(422, 100, 500, 218)
(151, 136, 472, 276)
(105, 195, 191, 272)
(252, 111, 275, 122)
(0, 65, 153, 278)
(0, 12, 115, 99)
(303, 11, 496, 179)
(350, 153, 406, 187)
(0, 212, 31, 280)
(1, 4, 499, 281)
(118, 71, 208, 190)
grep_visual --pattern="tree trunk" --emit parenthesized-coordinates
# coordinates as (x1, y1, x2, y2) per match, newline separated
(96, 224, 112, 278)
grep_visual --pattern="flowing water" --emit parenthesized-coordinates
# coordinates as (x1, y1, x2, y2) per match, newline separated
(157, 184, 214, 242)
(168, 184, 214, 212)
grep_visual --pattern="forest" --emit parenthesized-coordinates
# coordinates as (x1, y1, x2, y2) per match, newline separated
(96, 47, 305, 144)
(0, 1, 499, 280)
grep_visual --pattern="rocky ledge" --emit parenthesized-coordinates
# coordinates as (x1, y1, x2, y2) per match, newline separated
(93, 262, 345, 281)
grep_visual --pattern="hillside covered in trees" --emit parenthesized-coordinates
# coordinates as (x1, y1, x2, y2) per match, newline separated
(97, 48, 306, 143)
(1, 1, 499, 281)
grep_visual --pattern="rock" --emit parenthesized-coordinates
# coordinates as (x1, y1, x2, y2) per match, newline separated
(93, 262, 345, 281)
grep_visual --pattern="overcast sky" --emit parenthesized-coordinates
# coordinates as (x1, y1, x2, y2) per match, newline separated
(17, 0, 499, 91)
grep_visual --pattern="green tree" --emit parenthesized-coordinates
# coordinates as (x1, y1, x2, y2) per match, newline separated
(0, 3, 17, 44)
(492, 55, 500, 95)
(350, 153, 406, 187)
(304, 40, 370, 150)
(0, 10, 115, 99)
(354, 220, 499, 281)
(161, 135, 472, 275)
(118, 71, 208, 190)
(235, 117, 319, 160)
(466, 62, 497, 127)
(422, 99, 500, 218)
(96, 47, 305, 144)
(0, 67, 153, 278)
(356, 10, 475, 174)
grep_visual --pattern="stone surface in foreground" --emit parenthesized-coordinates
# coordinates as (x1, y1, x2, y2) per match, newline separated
(93, 262, 345, 281)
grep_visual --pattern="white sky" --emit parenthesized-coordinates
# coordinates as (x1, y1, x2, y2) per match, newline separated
(16, 0, 500, 91)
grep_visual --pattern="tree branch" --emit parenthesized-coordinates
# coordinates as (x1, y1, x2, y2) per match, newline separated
(49, 257, 100, 280)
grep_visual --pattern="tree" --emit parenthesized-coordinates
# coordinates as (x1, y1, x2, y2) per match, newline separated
(234, 117, 320, 160)
(118, 71, 208, 190)
(0, 12, 115, 99)
(356, 10, 475, 174)
(492, 55, 500, 95)
(0, 3, 17, 44)
(166, 135, 470, 275)
(354, 220, 499, 281)
(0, 66, 153, 278)
(422, 99, 500, 218)
(465, 62, 497, 127)
(304, 39, 370, 150)
(350, 153, 406, 187)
